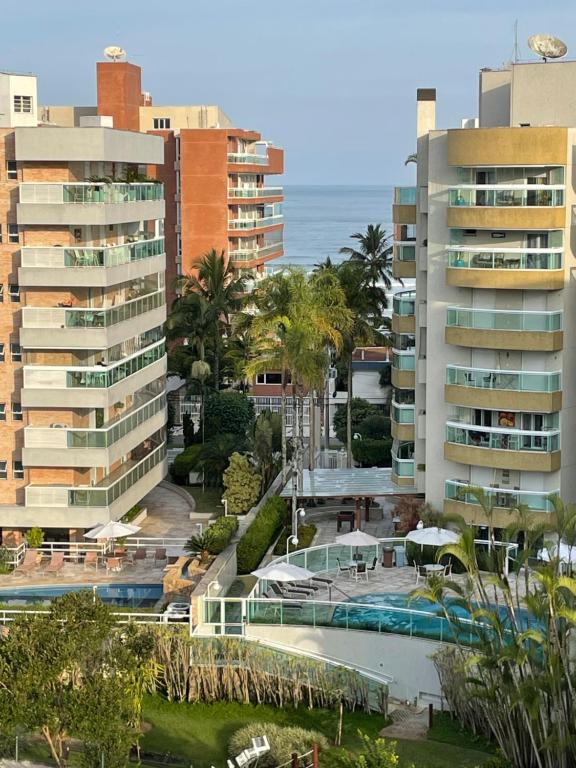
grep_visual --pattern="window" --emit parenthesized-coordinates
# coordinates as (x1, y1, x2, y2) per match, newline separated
(8, 224, 18, 244)
(10, 343, 21, 362)
(153, 117, 171, 130)
(0, 284, 3, 303)
(13, 460, 23, 480)
(0, 404, 5, 421)
(256, 372, 291, 385)
(0, 225, 3, 243)
(13, 95, 32, 113)
(0, 462, 6, 480)
(8, 284, 19, 303)
(11, 402, 22, 421)
(0, 344, 4, 363)
(6, 161, 17, 180)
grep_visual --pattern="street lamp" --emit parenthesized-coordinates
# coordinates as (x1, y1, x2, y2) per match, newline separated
(222, 498, 228, 516)
(287, 534, 298, 556)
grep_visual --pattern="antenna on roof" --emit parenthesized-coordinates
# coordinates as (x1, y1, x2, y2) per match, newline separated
(513, 20, 520, 63)
(527, 34, 567, 63)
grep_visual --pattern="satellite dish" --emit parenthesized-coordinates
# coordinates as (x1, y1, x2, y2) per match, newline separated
(528, 34, 567, 62)
(103, 46, 127, 62)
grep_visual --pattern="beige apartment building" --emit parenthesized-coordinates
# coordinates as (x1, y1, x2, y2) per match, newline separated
(0, 71, 167, 544)
(391, 60, 576, 529)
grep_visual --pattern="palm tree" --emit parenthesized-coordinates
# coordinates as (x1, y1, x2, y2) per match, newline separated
(339, 224, 396, 292)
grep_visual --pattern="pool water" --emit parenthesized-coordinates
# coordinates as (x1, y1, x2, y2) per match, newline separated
(0, 583, 163, 608)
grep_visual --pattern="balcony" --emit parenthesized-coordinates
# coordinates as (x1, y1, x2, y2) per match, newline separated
(445, 365, 561, 412)
(392, 243, 416, 279)
(391, 402, 415, 441)
(392, 445, 415, 487)
(446, 247, 563, 290)
(445, 422, 561, 472)
(444, 479, 558, 526)
(391, 290, 416, 334)
(19, 237, 165, 287)
(23, 393, 166, 468)
(228, 215, 283, 231)
(227, 153, 269, 166)
(391, 351, 415, 389)
(447, 185, 565, 229)
(393, 187, 416, 225)
(228, 187, 283, 199)
(445, 307, 563, 351)
(229, 242, 283, 264)
(18, 182, 165, 226)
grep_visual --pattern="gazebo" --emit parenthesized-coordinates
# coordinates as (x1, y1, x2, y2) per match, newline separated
(280, 468, 419, 529)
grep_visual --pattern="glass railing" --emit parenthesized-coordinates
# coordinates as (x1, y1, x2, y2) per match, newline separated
(446, 422, 560, 452)
(21, 237, 165, 269)
(394, 187, 417, 204)
(392, 291, 416, 316)
(66, 394, 166, 448)
(392, 455, 415, 478)
(394, 244, 416, 262)
(228, 187, 283, 198)
(66, 341, 165, 388)
(391, 402, 415, 424)
(68, 443, 166, 506)
(229, 242, 283, 261)
(447, 249, 562, 271)
(64, 290, 164, 328)
(446, 365, 561, 393)
(448, 188, 564, 207)
(445, 480, 558, 513)
(228, 215, 283, 230)
(391, 333, 415, 351)
(20, 183, 164, 204)
(392, 352, 415, 371)
(446, 307, 562, 332)
(227, 153, 269, 165)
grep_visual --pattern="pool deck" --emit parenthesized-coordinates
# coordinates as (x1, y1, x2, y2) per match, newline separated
(0, 558, 167, 589)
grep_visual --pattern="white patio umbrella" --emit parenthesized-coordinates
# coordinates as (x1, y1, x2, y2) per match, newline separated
(252, 562, 316, 582)
(405, 527, 459, 547)
(335, 530, 380, 547)
(537, 542, 576, 564)
(85, 521, 140, 540)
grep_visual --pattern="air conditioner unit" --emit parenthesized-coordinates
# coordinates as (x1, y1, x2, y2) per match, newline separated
(51, 423, 69, 429)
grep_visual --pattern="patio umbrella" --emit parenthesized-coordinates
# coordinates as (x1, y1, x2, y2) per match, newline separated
(85, 521, 140, 540)
(405, 527, 459, 547)
(538, 542, 576, 564)
(252, 562, 316, 582)
(335, 530, 380, 547)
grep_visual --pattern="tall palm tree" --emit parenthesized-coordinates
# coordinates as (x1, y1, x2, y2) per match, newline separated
(339, 224, 396, 293)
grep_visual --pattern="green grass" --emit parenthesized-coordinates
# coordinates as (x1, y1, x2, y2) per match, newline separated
(428, 711, 496, 754)
(181, 486, 224, 517)
(141, 697, 493, 768)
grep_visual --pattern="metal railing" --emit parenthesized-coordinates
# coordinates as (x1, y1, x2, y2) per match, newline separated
(227, 153, 269, 165)
(228, 187, 283, 198)
(228, 215, 283, 230)
(229, 242, 283, 261)
(0, 609, 184, 626)
(449, 187, 564, 207)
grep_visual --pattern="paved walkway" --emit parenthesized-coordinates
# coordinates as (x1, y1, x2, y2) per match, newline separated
(380, 704, 429, 740)
(303, 498, 395, 547)
(138, 482, 212, 538)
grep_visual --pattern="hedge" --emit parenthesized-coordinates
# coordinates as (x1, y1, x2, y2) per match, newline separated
(236, 496, 286, 574)
(121, 503, 142, 524)
(273, 523, 317, 555)
(171, 445, 202, 484)
(204, 515, 239, 555)
(351, 437, 392, 467)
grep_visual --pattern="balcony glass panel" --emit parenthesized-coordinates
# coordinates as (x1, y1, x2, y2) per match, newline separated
(391, 333, 415, 351)
(448, 188, 564, 207)
(446, 308, 562, 332)
(446, 365, 561, 393)
(21, 237, 165, 269)
(227, 153, 268, 165)
(447, 249, 562, 271)
(456, 166, 565, 185)
(392, 352, 415, 371)
(392, 455, 415, 477)
(391, 403, 415, 424)
(64, 290, 164, 328)
(395, 244, 416, 262)
(445, 480, 557, 513)
(20, 183, 164, 204)
(229, 243, 283, 261)
(228, 215, 283, 230)
(392, 291, 416, 316)
(446, 423, 560, 452)
(65, 341, 165, 388)
(394, 187, 417, 204)
(228, 187, 283, 198)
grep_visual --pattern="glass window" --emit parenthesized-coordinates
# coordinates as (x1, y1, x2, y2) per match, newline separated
(0, 404, 5, 420)
(0, 284, 3, 303)
(0, 344, 4, 362)
(8, 224, 18, 244)
(13, 95, 32, 113)
(8, 284, 19, 303)
(13, 460, 23, 479)
(153, 117, 171, 129)
(10, 343, 21, 362)
(0, 461, 6, 480)
(6, 161, 16, 180)
(11, 402, 22, 421)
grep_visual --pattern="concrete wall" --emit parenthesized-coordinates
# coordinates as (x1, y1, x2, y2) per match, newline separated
(511, 61, 576, 127)
(139, 105, 233, 131)
(479, 69, 511, 127)
(0, 73, 38, 128)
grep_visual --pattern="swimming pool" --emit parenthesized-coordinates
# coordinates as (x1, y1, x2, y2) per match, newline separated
(0, 583, 163, 608)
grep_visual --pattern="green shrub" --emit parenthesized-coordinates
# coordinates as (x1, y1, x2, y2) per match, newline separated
(204, 516, 239, 554)
(333, 397, 379, 444)
(0, 547, 11, 575)
(229, 722, 329, 768)
(236, 496, 286, 574)
(273, 524, 317, 555)
(24, 527, 44, 549)
(223, 452, 262, 514)
(358, 414, 391, 439)
(171, 445, 202, 484)
(121, 504, 142, 524)
(204, 391, 254, 439)
(351, 437, 392, 467)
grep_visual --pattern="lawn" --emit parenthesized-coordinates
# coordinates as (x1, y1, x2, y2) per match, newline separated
(182, 486, 224, 517)
(141, 697, 493, 768)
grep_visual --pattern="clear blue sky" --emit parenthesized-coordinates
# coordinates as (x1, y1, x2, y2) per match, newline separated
(6, 0, 576, 184)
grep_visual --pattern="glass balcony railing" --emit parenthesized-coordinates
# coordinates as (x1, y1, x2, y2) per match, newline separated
(446, 365, 561, 393)
(66, 341, 165, 388)
(446, 307, 562, 332)
(391, 402, 415, 424)
(64, 290, 165, 328)
(446, 422, 560, 453)
(392, 454, 415, 478)
(445, 479, 558, 513)
(229, 242, 283, 261)
(19, 183, 164, 204)
(227, 153, 269, 165)
(448, 187, 564, 207)
(394, 187, 417, 204)
(392, 352, 415, 371)
(228, 187, 283, 198)
(21, 237, 165, 269)
(228, 215, 283, 230)
(66, 393, 166, 449)
(391, 333, 415, 351)
(447, 248, 562, 271)
(392, 291, 416, 316)
(394, 244, 416, 262)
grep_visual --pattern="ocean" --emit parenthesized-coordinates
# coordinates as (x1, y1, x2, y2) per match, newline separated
(278, 185, 394, 269)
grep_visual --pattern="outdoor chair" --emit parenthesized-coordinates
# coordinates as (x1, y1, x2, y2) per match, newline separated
(133, 547, 147, 562)
(352, 553, 364, 562)
(336, 558, 351, 577)
(153, 548, 167, 566)
(354, 561, 368, 582)
(83, 551, 99, 570)
(269, 583, 309, 600)
(13, 550, 39, 577)
(293, 580, 320, 592)
(414, 564, 427, 585)
(443, 562, 453, 580)
(45, 552, 65, 575)
(310, 576, 333, 590)
(263, 590, 303, 610)
(367, 556, 378, 571)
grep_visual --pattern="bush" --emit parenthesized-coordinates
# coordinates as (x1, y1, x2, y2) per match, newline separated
(273, 524, 317, 555)
(236, 496, 286, 574)
(171, 445, 202, 484)
(229, 722, 329, 768)
(351, 437, 392, 467)
(121, 504, 142, 524)
(223, 452, 262, 514)
(333, 398, 379, 444)
(358, 414, 391, 440)
(204, 516, 239, 554)
(204, 391, 254, 440)
(25, 527, 44, 549)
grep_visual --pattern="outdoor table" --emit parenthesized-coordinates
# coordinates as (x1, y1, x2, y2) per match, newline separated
(423, 563, 444, 575)
(105, 556, 123, 573)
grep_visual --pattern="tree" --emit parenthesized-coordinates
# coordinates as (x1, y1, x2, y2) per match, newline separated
(192, 433, 239, 487)
(335, 731, 408, 768)
(203, 391, 254, 440)
(223, 452, 262, 514)
(333, 398, 379, 444)
(351, 437, 392, 467)
(253, 410, 282, 488)
(357, 414, 391, 440)
(339, 223, 396, 293)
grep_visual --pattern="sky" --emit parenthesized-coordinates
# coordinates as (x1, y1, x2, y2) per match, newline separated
(5, 0, 576, 185)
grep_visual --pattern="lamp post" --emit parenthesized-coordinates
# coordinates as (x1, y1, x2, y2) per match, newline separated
(289, 507, 306, 556)
(287, 534, 298, 556)
(222, 498, 228, 517)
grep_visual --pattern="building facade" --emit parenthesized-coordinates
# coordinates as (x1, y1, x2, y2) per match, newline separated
(0, 71, 167, 544)
(391, 62, 576, 528)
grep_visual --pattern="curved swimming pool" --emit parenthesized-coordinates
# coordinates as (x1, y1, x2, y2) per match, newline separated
(0, 583, 163, 608)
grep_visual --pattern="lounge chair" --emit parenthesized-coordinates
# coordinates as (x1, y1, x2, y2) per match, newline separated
(268, 582, 309, 600)
(263, 590, 303, 609)
(310, 575, 333, 586)
(83, 551, 99, 570)
(45, 552, 65, 575)
(293, 580, 320, 592)
(14, 550, 39, 577)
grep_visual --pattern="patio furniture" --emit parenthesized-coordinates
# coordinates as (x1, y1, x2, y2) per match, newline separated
(268, 582, 310, 600)
(414, 564, 428, 585)
(83, 551, 99, 570)
(105, 556, 123, 573)
(310, 575, 333, 587)
(423, 563, 444, 576)
(133, 547, 147, 561)
(352, 553, 364, 562)
(443, 562, 453, 579)
(45, 552, 65, 575)
(336, 511, 354, 532)
(293, 580, 320, 592)
(382, 547, 394, 568)
(354, 561, 368, 582)
(336, 558, 351, 577)
(367, 556, 378, 571)
(263, 591, 303, 611)
(154, 548, 167, 566)
(14, 550, 39, 577)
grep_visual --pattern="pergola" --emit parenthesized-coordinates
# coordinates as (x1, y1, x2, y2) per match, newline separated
(280, 468, 420, 530)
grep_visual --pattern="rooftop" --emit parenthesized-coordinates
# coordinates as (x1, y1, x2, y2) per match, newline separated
(280, 469, 418, 498)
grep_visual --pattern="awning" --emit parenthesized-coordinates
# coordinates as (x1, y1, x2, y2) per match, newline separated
(280, 468, 418, 499)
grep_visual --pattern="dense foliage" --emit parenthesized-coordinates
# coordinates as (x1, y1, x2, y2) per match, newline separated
(171, 445, 202, 484)
(351, 437, 392, 467)
(333, 398, 380, 444)
(357, 414, 391, 440)
(273, 523, 317, 555)
(236, 496, 286, 574)
(203, 515, 239, 554)
(203, 391, 254, 440)
(223, 452, 262, 514)
(230, 722, 329, 768)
